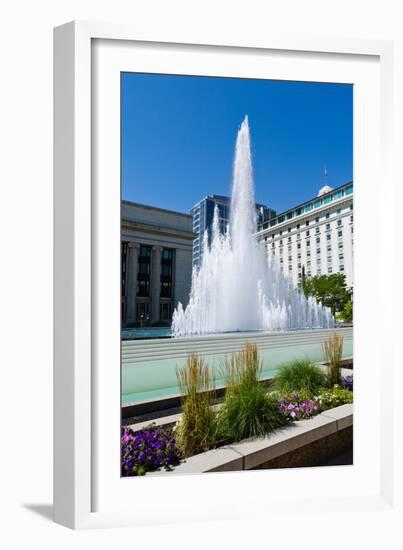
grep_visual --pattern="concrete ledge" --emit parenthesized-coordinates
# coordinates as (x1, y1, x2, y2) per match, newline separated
(149, 404, 353, 475)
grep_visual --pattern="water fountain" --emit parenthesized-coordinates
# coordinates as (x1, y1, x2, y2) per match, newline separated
(172, 116, 333, 337)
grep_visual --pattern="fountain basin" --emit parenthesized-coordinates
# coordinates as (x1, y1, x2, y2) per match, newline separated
(122, 327, 352, 406)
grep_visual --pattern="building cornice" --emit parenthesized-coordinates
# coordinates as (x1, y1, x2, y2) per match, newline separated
(122, 219, 197, 241)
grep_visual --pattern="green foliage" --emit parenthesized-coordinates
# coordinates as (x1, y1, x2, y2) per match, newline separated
(273, 359, 327, 395)
(323, 332, 344, 386)
(217, 343, 288, 442)
(315, 385, 353, 410)
(217, 384, 288, 442)
(299, 272, 351, 315)
(342, 300, 353, 322)
(176, 354, 217, 457)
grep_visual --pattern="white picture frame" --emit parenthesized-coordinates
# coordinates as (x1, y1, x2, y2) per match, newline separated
(54, 20, 399, 530)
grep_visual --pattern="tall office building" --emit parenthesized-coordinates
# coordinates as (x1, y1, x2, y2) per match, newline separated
(191, 195, 276, 267)
(257, 182, 354, 288)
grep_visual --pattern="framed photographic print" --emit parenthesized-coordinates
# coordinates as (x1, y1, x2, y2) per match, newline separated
(54, 21, 398, 530)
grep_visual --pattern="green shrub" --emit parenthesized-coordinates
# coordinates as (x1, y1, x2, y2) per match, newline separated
(217, 343, 288, 442)
(323, 332, 344, 386)
(176, 354, 217, 457)
(315, 385, 353, 410)
(217, 383, 288, 442)
(273, 359, 327, 395)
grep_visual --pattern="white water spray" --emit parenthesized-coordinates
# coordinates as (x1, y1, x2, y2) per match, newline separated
(172, 116, 333, 336)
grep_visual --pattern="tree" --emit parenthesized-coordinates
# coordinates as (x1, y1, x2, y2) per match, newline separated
(300, 271, 350, 316)
(342, 300, 353, 322)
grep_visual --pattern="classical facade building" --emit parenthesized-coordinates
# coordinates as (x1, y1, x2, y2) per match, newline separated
(121, 201, 196, 327)
(191, 194, 276, 267)
(257, 182, 353, 288)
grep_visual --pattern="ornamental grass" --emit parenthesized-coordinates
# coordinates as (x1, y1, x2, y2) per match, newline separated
(217, 344, 288, 442)
(273, 359, 327, 396)
(323, 332, 344, 386)
(175, 354, 217, 457)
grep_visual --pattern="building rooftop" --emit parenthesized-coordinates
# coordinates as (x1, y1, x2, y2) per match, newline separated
(258, 181, 353, 232)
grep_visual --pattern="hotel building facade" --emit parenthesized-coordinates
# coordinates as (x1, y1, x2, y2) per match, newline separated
(121, 201, 196, 327)
(191, 194, 276, 267)
(257, 182, 353, 288)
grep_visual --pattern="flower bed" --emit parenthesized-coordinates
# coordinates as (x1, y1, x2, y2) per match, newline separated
(122, 338, 353, 476)
(121, 424, 181, 476)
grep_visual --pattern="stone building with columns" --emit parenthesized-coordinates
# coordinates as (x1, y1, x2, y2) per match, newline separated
(121, 200, 196, 327)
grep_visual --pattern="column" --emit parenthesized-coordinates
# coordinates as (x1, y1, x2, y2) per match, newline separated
(151, 246, 162, 322)
(126, 243, 139, 323)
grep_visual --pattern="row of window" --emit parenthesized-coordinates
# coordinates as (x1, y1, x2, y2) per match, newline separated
(261, 191, 353, 231)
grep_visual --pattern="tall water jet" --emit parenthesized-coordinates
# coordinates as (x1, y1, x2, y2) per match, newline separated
(172, 116, 334, 336)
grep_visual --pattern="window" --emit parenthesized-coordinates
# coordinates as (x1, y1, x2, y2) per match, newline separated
(327, 245, 332, 252)
(338, 230, 343, 237)
(316, 258, 321, 264)
(340, 265, 345, 271)
(307, 251, 311, 257)
(315, 216, 320, 223)
(326, 212, 330, 219)
(307, 260, 311, 267)
(327, 256, 332, 263)
(328, 266, 333, 273)
(326, 223, 330, 230)
(315, 227, 320, 234)
(160, 302, 172, 321)
(296, 224, 300, 229)
(338, 242, 344, 249)
(280, 258, 283, 263)
(306, 240, 310, 247)
(289, 265, 292, 271)
(279, 231, 283, 236)
(288, 236, 291, 243)
(306, 220, 310, 226)
(271, 242, 274, 248)
(316, 237, 320, 244)
(326, 234, 331, 241)
(288, 227, 291, 233)
(137, 245, 152, 297)
(337, 208, 342, 214)
(339, 253, 344, 260)
(137, 302, 150, 322)
(337, 219, 342, 227)
(297, 253, 301, 259)
(297, 243, 301, 249)
(160, 281, 172, 298)
(306, 230, 310, 237)
(350, 215, 353, 223)
(307, 271, 311, 276)
(160, 247, 174, 298)
(316, 248, 321, 254)
(288, 256, 292, 262)
(280, 239, 283, 245)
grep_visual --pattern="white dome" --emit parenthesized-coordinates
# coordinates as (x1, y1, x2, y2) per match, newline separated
(318, 185, 333, 197)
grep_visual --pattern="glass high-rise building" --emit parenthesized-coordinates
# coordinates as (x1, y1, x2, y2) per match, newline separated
(191, 195, 276, 267)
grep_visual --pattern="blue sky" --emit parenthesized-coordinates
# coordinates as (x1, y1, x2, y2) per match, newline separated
(121, 73, 352, 214)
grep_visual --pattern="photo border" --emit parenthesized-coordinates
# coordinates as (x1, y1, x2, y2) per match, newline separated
(54, 21, 397, 530)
